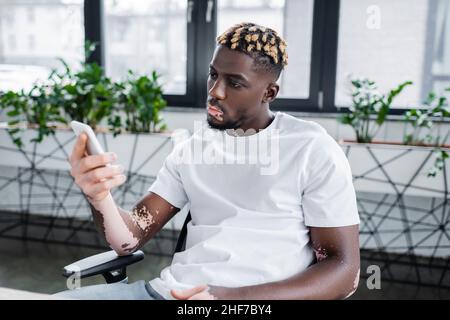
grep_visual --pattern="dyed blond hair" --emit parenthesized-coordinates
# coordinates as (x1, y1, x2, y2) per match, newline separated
(217, 22, 288, 78)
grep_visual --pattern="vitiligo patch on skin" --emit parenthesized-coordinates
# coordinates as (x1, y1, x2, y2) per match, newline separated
(90, 193, 139, 254)
(90, 193, 176, 255)
(173, 285, 218, 300)
(313, 247, 328, 262)
(131, 205, 155, 232)
(344, 269, 360, 299)
(200, 287, 217, 300)
(353, 268, 360, 289)
(119, 205, 161, 253)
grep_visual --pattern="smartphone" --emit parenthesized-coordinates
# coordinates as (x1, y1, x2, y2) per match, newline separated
(70, 120, 105, 156)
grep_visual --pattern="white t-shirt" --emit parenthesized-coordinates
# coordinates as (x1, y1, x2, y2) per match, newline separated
(148, 112, 359, 299)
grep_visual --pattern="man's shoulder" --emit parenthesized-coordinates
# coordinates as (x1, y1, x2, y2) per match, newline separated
(277, 112, 343, 156)
(277, 112, 330, 141)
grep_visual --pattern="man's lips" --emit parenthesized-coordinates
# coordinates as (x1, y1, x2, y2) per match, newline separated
(207, 104, 224, 121)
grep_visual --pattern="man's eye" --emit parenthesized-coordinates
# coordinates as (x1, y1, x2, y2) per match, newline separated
(229, 79, 242, 88)
(208, 71, 217, 79)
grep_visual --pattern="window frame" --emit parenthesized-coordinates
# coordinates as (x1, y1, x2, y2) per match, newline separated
(85, 0, 198, 106)
(333, 0, 450, 116)
(271, 0, 333, 113)
(84, 0, 339, 112)
(83, 0, 446, 116)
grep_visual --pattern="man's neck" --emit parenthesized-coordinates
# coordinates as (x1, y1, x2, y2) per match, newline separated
(227, 110, 275, 136)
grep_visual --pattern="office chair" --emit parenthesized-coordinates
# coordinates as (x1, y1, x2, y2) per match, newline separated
(62, 212, 192, 284)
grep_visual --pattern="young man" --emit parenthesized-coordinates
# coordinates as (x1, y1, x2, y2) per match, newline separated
(57, 22, 360, 300)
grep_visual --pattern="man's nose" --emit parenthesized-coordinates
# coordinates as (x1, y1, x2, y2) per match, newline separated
(208, 79, 226, 100)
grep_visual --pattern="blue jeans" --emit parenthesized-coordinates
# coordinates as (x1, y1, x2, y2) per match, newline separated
(53, 280, 165, 300)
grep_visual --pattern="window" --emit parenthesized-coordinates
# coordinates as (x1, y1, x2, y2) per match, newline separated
(217, 0, 314, 99)
(8, 35, 16, 51)
(27, 7, 35, 23)
(4, 0, 443, 115)
(335, 0, 449, 109)
(430, 0, 450, 94)
(5, 11, 14, 26)
(103, 0, 188, 95)
(28, 35, 35, 51)
(0, 0, 84, 92)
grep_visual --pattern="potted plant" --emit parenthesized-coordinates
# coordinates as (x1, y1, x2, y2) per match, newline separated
(338, 78, 449, 193)
(55, 42, 119, 130)
(338, 80, 449, 262)
(338, 78, 413, 143)
(403, 88, 450, 177)
(0, 42, 173, 198)
(113, 70, 167, 134)
(0, 78, 67, 148)
(0, 42, 118, 149)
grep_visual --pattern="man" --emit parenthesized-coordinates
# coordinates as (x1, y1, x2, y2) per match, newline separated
(56, 22, 360, 300)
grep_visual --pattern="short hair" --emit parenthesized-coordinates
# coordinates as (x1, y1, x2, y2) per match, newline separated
(216, 22, 288, 79)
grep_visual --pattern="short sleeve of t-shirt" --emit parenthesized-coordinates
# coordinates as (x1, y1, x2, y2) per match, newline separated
(301, 134, 360, 227)
(148, 147, 189, 209)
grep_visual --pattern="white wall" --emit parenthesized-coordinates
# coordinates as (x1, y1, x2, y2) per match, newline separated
(161, 108, 450, 145)
(0, 109, 449, 256)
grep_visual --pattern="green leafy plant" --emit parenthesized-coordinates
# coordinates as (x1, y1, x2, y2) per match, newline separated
(54, 42, 119, 129)
(111, 70, 167, 134)
(0, 41, 168, 147)
(403, 87, 450, 177)
(0, 83, 66, 148)
(339, 78, 413, 143)
(403, 90, 449, 146)
(428, 149, 449, 177)
(0, 90, 30, 147)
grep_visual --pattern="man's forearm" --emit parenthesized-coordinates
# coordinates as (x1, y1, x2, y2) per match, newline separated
(88, 193, 162, 255)
(213, 256, 360, 300)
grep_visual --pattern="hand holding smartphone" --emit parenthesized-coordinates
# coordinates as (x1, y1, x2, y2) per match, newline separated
(70, 121, 105, 156)
(69, 120, 125, 203)
(69, 121, 129, 255)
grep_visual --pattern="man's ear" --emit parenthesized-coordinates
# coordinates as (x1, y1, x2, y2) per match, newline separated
(263, 83, 280, 103)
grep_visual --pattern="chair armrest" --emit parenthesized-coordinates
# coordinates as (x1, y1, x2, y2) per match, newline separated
(63, 250, 144, 279)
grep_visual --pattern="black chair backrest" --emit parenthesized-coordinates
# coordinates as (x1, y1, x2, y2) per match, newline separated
(174, 211, 192, 254)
